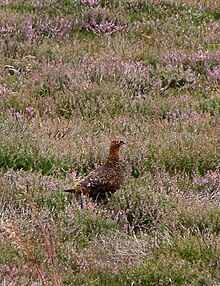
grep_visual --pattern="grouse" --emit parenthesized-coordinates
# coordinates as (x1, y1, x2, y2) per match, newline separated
(65, 138, 126, 201)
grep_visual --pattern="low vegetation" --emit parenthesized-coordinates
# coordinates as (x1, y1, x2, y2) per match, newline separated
(0, 0, 220, 285)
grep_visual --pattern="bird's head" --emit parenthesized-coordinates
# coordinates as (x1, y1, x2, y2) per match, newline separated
(107, 138, 125, 162)
(110, 138, 126, 148)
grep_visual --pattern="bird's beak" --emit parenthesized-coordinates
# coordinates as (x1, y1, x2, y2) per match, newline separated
(120, 141, 126, 145)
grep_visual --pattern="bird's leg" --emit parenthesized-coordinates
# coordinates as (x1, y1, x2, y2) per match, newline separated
(74, 192, 84, 208)
(79, 193, 83, 208)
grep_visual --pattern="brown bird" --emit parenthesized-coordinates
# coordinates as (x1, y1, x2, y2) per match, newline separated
(65, 138, 126, 201)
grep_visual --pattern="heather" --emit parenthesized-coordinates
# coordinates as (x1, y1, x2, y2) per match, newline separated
(0, 0, 220, 285)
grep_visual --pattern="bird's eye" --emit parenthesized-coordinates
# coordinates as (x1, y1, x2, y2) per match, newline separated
(115, 140, 120, 144)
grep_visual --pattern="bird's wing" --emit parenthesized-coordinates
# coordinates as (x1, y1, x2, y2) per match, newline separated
(75, 166, 120, 192)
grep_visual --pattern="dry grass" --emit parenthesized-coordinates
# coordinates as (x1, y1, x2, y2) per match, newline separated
(0, 0, 220, 285)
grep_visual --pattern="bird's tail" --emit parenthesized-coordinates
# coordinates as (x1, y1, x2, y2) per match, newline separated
(64, 188, 83, 208)
(64, 189, 76, 193)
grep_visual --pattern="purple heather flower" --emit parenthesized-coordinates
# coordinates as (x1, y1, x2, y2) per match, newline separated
(84, 19, 122, 35)
(25, 106, 34, 113)
(195, 50, 209, 61)
(25, 16, 71, 40)
(193, 170, 220, 192)
(81, 0, 99, 7)
(0, 84, 7, 94)
(0, 25, 16, 35)
(14, 110, 22, 118)
(3, 265, 19, 282)
(210, 67, 220, 82)
(212, 22, 220, 31)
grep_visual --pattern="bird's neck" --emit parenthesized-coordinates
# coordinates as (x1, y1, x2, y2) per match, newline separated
(107, 147, 120, 164)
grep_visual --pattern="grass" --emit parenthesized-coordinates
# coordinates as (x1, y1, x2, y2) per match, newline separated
(0, 0, 220, 285)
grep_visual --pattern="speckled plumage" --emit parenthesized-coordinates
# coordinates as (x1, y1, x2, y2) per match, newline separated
(65, 138, 126, 200)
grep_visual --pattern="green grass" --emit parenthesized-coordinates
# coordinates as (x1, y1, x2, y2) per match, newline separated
(0, 0, 220, 284)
